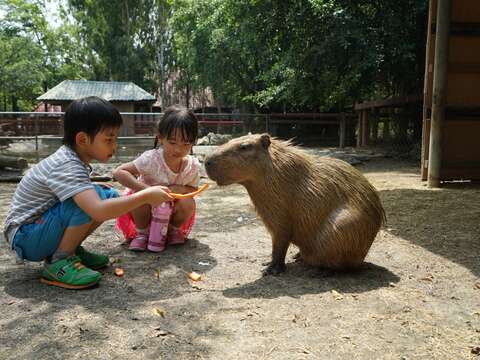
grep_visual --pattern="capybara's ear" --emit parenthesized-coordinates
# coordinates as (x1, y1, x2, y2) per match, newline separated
(260, 133, 271, 149)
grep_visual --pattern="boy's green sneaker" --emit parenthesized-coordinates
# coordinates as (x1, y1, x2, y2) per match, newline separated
(41, 256, 101, 289)
(75, 246, 109, 270)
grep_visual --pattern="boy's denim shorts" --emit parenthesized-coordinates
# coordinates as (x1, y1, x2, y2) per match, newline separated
(12, 185, 118, 262)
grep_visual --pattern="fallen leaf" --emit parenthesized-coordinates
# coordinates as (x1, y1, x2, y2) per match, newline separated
(152, 327, 171, 337)
(420, 275, 433, 282)
(155, 330, 170, 337)
(153, 308, 165, 318)
(471, 311, 480, 316)
(114, 268, 124, 277)
(154, 268, 160, 279)
(475, 282, 480, 290)
(331, 290, 343, 300)
(187, 271, 202, 281)
(110, 258, 121, 265)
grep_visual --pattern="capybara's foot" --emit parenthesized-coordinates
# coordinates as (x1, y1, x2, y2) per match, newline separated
(262, 262, 286, 276)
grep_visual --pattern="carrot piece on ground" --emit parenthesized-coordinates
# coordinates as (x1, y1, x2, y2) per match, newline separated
(187, 271, 202, 281)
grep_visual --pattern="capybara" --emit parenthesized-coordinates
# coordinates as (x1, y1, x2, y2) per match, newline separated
(204, 133, 386, 275)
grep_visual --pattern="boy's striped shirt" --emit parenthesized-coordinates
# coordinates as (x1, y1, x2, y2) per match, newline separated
(3, 145, 94, 246)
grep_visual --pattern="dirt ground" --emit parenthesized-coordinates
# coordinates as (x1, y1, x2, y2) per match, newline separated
(0, 150, 479, 360)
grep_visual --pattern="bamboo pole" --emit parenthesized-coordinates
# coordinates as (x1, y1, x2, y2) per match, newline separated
(428, 0, 451, 187)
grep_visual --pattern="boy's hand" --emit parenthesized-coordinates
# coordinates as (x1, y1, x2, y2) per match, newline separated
(144, 185, 174, 206)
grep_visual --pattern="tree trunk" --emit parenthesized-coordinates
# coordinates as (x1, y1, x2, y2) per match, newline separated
(0, 155, 28, 170)
(185, 81, 190, 108)
(11, 95, 18, 112)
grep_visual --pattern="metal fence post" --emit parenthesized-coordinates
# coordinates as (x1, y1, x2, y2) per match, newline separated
(34, 113, 39, 162)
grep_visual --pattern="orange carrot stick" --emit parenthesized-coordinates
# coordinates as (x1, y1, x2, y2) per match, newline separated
(170, 183, 209, 199)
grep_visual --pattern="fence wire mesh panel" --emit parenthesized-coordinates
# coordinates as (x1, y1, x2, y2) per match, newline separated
(354, 96, 423, 160)
(0, 112, 270, 162)
(0, 110, 421, 163)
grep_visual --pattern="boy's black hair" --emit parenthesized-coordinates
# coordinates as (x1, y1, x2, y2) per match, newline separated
(62, 96, 123, 147)
(154, 105, 199, 148)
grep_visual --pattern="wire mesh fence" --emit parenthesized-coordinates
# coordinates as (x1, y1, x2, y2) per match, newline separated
(0, 112, 271, 162)
(0, 109, 421, 163)
(355, 100, 423, 160)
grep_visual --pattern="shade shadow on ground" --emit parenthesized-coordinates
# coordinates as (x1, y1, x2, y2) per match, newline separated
(223, 262, 399, 299)
(380, 187, 480, 277)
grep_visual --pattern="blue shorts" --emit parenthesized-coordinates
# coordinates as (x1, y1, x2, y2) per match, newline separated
(12, 185, 118, 262)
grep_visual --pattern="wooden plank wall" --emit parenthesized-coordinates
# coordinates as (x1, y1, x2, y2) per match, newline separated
(422, 0, 480, 181)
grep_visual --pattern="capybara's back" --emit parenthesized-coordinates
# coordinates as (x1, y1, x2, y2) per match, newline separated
(205, 133, 385, 273)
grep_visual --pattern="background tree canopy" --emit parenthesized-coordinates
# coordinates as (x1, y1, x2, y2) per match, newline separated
(0, 0, 427, 112)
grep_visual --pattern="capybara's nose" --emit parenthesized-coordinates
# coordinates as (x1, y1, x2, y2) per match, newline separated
(205, 158, 213, 168)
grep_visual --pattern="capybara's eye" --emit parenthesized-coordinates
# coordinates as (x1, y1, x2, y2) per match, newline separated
(239, 143, 252, 150)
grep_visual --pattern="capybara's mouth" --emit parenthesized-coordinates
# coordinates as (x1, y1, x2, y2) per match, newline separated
(204, 156, 233, 185)
(205, 168, 230, 186)
(205, 171, 226, 186)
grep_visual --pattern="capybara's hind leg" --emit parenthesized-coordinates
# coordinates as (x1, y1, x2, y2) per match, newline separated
(301, 207, 375, 269)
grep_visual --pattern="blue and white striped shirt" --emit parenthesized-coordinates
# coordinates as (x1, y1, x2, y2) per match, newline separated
(3, 145, 94, 245)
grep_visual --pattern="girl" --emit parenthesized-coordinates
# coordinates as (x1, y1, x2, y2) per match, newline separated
(113, 105, 200, 252)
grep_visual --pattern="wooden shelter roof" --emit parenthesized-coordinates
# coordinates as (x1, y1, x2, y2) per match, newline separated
(37, 80, 155, 102)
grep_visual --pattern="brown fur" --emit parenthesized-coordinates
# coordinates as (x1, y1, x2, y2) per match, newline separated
(204, 133, 386, 273)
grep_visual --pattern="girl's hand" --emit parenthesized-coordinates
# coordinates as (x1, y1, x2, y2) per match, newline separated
(168, 184, 195, 194)
(144, 186, 173, 206)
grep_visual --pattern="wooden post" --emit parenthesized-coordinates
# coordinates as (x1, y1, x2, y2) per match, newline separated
(371, 109, 378, 143)
(428, 0, 451, 187)
(339, 112, 346, 148)
(398, 109, 408, 144)
(356, 111, 363, 147)
(382, 108, 392, 144)
(362, 109, 369, 146)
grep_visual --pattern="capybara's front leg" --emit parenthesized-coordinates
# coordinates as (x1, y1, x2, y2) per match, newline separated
(262, 235, 290, 276)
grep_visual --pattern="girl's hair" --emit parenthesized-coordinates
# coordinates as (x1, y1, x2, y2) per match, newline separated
(154, 105, 199, 148)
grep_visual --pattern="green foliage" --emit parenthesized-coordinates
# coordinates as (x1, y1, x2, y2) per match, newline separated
(65, 0, 171, 93)
(0, 0, 95, 110)
(0, 0, 428, 112)
(169, 0, 428, 111)
(0, 34, 43, 110)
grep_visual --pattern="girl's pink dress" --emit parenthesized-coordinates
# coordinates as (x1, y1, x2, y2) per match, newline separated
(116, 148, 200, 242)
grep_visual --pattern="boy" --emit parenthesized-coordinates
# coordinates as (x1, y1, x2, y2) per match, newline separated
(3, 96, 173, 289)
